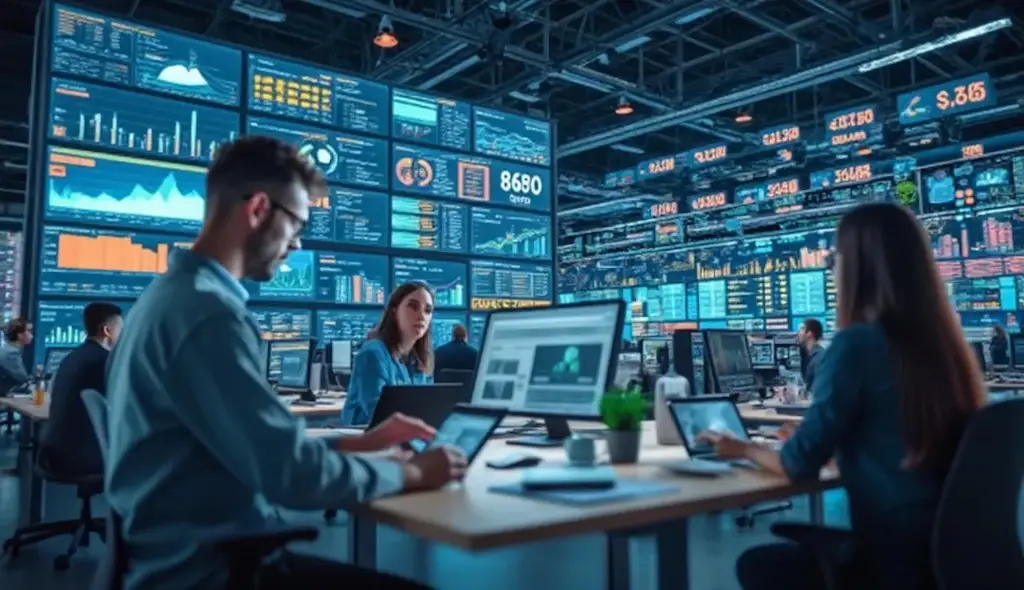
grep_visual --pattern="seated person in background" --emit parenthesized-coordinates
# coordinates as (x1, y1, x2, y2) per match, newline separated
(433, 323, 478, 374)
(105, 137, 465, 590)
(701, 203, 985, 590)
(0, 318, 32, 395)
(989, 324, 1009, 366)
(39, 302, 122, 477)
(340, 281, 434, 426)
(797, 317, 825, 391)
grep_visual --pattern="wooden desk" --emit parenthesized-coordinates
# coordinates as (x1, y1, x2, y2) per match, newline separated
(0, 396, 49, 421)
(289, 400, 344, 418)
(986, 380, 1024, 392)
(346, 424, 839, 590)
(738, 403, 804, 425)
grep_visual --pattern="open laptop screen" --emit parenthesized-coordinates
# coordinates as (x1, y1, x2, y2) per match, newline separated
(669, 398, 750, 455)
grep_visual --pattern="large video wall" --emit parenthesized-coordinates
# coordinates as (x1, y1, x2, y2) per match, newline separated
(560, 148, 1024, 340)
(28, 4, 555, 363)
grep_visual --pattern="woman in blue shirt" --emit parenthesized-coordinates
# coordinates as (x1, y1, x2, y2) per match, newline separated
(340, 281, 435, 425)
(702, 203, 985, 590)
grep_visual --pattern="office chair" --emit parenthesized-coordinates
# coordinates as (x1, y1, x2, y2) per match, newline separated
(80, 389, 320, 590)
(771, 400, 1024, 590)
(1, 441, 106, 571)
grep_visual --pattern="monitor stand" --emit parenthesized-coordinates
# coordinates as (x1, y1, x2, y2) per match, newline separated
(506, 417, 572, 447)
(299, 389, 318, 403)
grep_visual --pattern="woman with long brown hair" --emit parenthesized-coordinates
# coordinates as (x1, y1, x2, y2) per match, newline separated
(701, 203, 985, 589)
(340, 281, 436, 425)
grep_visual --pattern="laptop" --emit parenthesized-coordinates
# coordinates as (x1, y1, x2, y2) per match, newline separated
(666, 395, 758, 469)
(408, 404, 506, 466)
(366, 384, 471, 430)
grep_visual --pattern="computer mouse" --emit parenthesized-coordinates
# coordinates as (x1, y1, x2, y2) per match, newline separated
(486, 453, 542, 469)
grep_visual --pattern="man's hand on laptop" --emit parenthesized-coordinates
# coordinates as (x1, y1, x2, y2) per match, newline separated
(401, 445, 468, 491)
(696, 430, 751, 459)
(335, 413, 436, 453)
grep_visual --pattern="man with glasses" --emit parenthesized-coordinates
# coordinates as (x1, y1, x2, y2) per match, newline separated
(104, 137, 465, 589)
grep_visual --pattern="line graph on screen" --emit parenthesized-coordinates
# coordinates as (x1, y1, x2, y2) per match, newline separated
(258, 250, 316, 300)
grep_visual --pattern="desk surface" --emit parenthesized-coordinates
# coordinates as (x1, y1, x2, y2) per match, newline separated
(0, 396, 49, 421)
(355, 424, 839, 552)
(738, 403, 804, 425)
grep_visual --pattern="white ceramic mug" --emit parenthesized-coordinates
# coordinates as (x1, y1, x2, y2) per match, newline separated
(564, 434, 597, 467)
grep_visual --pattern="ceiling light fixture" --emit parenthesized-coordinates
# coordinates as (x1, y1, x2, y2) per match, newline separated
(615, 97, 634, 116)
(734, 112, 753, 124)
(374, 15, 398, 49)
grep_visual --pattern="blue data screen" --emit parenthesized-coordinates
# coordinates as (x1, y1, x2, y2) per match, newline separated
(248, 250, 317, 302)
(469, 259, 552, 311)
(249, 307, 313, 340)
(390, 196, 467, 253)
(268, 340, 311, 388)
(52, 5, 241, 106)
(470, 206, 550, 260)
(315, 251, 389, 305)
(306, 188, 388, 247)
(45, 147, 206, 233)
(391, 88, 471, 151)
(392, 144, 551, 211)
(469, 313, 488, 347)
(316, 309, 380, 343)
(431, 311, 468, 347)
(50, 79, 239, 164)
(247, 117, 388, 189)
(35, 300, 133, 363)
(248, 53, 388, 136)
(473, 107, 551, 166)
(39, 225, 191, 297)
(392, 257, 467, 309)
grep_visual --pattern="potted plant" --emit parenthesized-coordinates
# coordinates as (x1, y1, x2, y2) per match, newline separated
(599, 387, 647, 464)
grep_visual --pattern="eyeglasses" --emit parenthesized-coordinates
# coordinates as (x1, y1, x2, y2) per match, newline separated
(243, 193, 307, 235)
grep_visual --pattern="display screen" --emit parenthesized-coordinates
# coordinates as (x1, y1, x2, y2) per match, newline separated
(246, 250, 317, 302)
(470, 206, 550, 260)
(39, 225, 191, 297)
(52, 5, 242, 106)
(390, 196, 468, 253)
(314, 251, 388, 305)
(46, 146, 206, 232)
(472, 106, 551, 166)
(392, 143, 551, 211)
(50, 79, 239, 163)
(469, 259, 552, 311)
(246, 116, 387, 189)
(316, 309, 380, 343)
(922, 156, 1016, 213)
(391, 88, 470, 151)
(247, 53, 388, 135)
(306, 188, 387, 247)
(0, 232, 23, 325)
(35, 299, 133, 363)
(469, 313, 488, 347)
(392, 257, 467, 309)
(966, 209, 1024, 258)
(431, 311, 468, 347)
(249, 307, 313, 340)
(897, 72, 994, 125)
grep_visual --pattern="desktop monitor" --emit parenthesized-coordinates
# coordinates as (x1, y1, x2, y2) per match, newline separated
(469, 301, 626, 446)
(328, 340, 353, 372)
(703, 330, 758, 394)
(640, 337, 672, 372)
(43, 347, 74, 377)
(268, 339, 316, 391)
(971, 341, 988, 374)
(746, 337, 775, 370)
(1011, 334, 1024, 368)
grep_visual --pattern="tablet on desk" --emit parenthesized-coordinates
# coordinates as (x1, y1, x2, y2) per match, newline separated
(408, 404, 506, 465)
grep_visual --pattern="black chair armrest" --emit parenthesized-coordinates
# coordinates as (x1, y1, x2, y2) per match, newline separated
(206, 524, 319, 562)
(771, 522, 854, 549)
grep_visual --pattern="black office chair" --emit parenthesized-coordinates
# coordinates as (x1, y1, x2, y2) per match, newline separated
(1, 450, 106, 570)
(80, 389, 320, 590)
(771, 400, 1024, 590)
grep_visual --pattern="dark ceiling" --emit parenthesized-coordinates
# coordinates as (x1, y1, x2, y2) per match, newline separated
(1, 0, 1023, 210)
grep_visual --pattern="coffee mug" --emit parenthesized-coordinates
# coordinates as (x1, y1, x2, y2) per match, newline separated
(564, 434, 597, 467)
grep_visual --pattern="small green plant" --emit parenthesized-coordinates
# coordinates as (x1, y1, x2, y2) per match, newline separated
(599, 386, 646, 431)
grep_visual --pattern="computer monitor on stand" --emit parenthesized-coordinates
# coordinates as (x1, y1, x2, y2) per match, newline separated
(268, 339, 317, 401)
(703, 330, 759, 401)
(469, 300, 625, 447)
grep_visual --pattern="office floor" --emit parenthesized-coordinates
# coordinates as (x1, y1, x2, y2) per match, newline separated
(0, 430, 850, 590)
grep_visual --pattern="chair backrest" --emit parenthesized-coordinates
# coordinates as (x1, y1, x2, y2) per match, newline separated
(932, 398, 1024, 589)
(81, 388, 125, 590)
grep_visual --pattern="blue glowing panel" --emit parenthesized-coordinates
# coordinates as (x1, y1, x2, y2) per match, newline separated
(469, 313, 488, 348)
(470, 206, 550, 260)
(248, 307, 313, 340)
(897, 73, 995, 126)
(431, 311, 468, 347)
(247, 250, 317, 302)
(39, 225, 191, 297)
(469, 259, 552, 311)
(248, 53, 388, 135)
(390, 196, 467, 253)
(247, 117, 388, 189)
(392, 144, 551, 211)
(52, 5, 241, 106)
(50, 79, 239, 163)
(35, 300, 133, 363)
(45, 146, 206, 232)
(473, 107, 551, 166)
(392, 257, 467, 309)
(315, 251, 388, 305)
(0, 232, 22, 326)
(316, 309, 380, 343)
(391, 89, 470, 151)
(306, 188, 387, 247)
